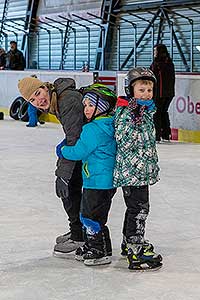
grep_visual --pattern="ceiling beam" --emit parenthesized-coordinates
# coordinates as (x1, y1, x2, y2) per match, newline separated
(118, 0, 200, 12)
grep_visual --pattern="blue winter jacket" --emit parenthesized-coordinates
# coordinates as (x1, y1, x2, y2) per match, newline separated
(61, 116, 116, 189)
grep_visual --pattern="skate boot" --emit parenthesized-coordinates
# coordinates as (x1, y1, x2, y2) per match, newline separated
(75, 243, 90, 261)
(127, 243, 162, 271)
(83, 248, 112, 266)
(83, 227, 112, 266)
(121, 238, 154, 257)
(56, 231, 71, 244)
(53, 239, 84, 257)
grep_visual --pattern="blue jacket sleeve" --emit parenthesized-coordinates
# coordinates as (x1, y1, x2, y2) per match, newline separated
(61, 124, 98, 161)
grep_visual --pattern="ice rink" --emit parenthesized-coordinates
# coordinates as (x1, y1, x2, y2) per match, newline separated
(1, 117, 200, 300)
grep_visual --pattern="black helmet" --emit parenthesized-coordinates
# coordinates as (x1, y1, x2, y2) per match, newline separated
(81, 83, 117, 111)
(125, 67, 156, 97)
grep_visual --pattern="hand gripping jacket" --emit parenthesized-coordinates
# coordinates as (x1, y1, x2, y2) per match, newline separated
(125, 67, 157, 98)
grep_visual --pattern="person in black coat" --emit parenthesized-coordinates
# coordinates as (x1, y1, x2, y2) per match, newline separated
(0, 48, 6, 70)
(6, 41, 26, 70)
(150, 44, 175, 141)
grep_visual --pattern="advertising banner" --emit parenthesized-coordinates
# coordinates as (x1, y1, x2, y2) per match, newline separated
(170, 75, 200, 131)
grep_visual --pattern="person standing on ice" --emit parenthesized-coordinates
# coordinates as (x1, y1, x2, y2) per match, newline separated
(113, 67, 163, 271)
(18, 76, 85, 255)
(56, 83, 117, 266)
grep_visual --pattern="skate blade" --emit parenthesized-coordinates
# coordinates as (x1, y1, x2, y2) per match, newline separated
(53, 250, 76, 259)
(74, 255, 84, 262)
(129, 262, 163, 272)
(84, 256, 112, 266)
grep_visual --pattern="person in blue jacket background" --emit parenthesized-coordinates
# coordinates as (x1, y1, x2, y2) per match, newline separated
(56, 83, 117, 266)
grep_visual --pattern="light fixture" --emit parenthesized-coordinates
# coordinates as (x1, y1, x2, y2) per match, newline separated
(196, 46, 200, 52)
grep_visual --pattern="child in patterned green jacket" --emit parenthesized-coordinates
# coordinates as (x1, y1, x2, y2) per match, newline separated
(114, 67, 162, 271)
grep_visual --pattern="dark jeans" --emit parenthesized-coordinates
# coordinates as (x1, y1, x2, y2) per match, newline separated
(61, 161, 83, 241)
(122, 185, 149, 244)
(154, 96, 173, 140)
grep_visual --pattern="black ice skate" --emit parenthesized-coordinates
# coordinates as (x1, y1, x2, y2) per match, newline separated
(121, 239, 154, 257)
(127, 243, 163, 271)
(75, 243, 90, 261)
(83, 248, 112, 266)
(83, 227, 112, 266)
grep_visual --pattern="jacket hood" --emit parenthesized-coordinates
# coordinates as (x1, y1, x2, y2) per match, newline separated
(53, 78, 76, 96)
(93, 116, 114, 137)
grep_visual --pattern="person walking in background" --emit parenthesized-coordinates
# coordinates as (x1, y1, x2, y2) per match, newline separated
(150, 44, 175, 142)
(6, 41, 26, 70)
(114, 67, 162, 271)
(56, 84, 117, 266)
(18, 76, 84, 255)
(0, 48, 6, 70)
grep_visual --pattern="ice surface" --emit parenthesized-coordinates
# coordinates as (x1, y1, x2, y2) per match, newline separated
(0, 117, 200, 300)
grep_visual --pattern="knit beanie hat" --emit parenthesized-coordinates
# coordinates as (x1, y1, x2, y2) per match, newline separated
(18, 77, 45, 100)
(82, 92, 110, 113)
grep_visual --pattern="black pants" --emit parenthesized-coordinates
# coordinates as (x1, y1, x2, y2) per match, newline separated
(81, 189, 116, 227)
(61, 161, 83, 241)
(80, 188, 116, 255)
(122, 185, 149, 244)
(154, 96, 173, 141)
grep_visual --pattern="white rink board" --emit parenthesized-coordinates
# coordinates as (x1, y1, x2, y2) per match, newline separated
(0, 70, 94, 107)
(1, 70, 200, 131)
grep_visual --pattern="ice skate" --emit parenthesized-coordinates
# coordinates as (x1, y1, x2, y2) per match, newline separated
(56, 231, 71, 244)
(83, 249, 112, 266)
(75, 243, 90, 261)
(127, 243, 162, 271)
(121, 238, 154, 257)
(53, 239, 84, 257)
(83, 227, 112, 266)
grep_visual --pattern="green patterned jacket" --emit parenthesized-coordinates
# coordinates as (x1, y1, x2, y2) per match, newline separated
(113, 101, 160, 187)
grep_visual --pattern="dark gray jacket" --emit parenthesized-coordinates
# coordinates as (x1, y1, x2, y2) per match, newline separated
(6, 49, 26, 70)
(53, 78, 84, 180)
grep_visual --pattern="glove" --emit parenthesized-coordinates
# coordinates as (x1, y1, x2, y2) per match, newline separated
(56, 139, 66, 158)
(55, 177, 69, 199)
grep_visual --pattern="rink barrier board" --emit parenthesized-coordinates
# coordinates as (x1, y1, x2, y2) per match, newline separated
(0, 107, 59, 124)
(2, 106, 200, 143)
(171, 128, 200, 143)
(1, 71, 200, 143)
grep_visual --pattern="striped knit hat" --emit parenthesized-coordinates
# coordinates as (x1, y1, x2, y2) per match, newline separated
(82, 92, 110, 113)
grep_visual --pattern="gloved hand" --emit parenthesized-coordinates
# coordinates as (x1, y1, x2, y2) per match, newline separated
(56, 139, 66, 158)
(55, 177, 69, 199)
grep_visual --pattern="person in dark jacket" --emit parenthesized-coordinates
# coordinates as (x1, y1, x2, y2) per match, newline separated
(18, 76, 84, 255)
(6, 41, 26, 70)
(0, 48, 6, 70)
(150, 44, 175, 142)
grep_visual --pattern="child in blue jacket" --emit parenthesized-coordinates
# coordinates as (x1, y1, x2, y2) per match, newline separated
(56, 83, 117, 266)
